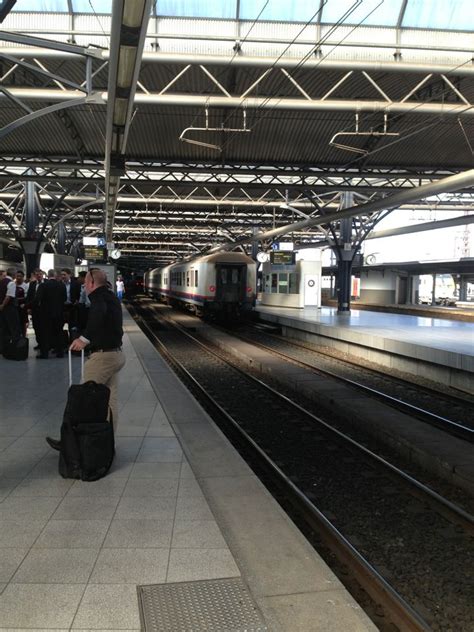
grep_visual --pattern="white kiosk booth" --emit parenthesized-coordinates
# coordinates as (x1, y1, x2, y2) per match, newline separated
(260, 249, 322, 308)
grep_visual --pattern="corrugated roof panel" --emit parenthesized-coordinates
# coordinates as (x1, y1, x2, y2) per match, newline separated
(123, 102, 472, 171)
(67, 104, 106, 156)
(0, 101, 81, 156)
(2, 10, 69, 29)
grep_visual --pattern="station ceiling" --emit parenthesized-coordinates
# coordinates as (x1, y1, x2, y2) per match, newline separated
(0, 1, 473, 270)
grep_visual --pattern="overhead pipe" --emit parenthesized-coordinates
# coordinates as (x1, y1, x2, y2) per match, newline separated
(2, 46, 474, 76)
(1, 89, 472, 116)
(139, 53, 474, 77)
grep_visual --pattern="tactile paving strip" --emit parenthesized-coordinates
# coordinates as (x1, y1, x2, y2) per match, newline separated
(137, 577, 268, 631)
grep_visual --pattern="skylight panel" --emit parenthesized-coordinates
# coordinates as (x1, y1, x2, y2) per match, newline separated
(402, 0, 474, 30)
(239, 0, 320, 22)
(72, 0, 112, 12)
(321, 0, 404, 27)
(12, 0, 68, 11)
(156, 0, 236, 19)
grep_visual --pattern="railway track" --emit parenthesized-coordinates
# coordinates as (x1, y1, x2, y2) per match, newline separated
(128, 298, 474, 632)
(226, 323, 474, 442)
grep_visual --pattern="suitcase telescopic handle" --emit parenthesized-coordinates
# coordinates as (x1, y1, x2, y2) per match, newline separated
(68, 348, 85, 386)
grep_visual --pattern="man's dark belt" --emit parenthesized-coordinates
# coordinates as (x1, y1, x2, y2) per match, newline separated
(90, 347, 122, 353)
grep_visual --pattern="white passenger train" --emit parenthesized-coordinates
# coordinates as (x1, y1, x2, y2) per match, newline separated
(144, 251, 257, 318)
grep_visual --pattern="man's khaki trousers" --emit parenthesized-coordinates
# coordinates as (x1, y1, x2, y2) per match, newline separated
(83, 350, 126, 431)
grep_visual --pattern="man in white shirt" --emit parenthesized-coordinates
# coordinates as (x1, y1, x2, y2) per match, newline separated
(116, 276, 125, 301)
(0, 267, 15, 351)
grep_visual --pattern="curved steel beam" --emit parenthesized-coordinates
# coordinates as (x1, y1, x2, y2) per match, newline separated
(0, 92, 104, 141)
(46, 199, 105, 239)
(207, 168, 474, 253)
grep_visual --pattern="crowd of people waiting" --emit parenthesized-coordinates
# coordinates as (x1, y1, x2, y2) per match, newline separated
(0, 267, 125, 359)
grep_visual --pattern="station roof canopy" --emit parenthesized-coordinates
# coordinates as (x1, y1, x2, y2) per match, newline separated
(0, 0, 473, 268)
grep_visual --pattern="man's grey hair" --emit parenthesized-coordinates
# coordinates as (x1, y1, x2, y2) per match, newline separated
(47, 269, 57, 278)
(89, 268, 107, 287)
(6, 267, 16, 277)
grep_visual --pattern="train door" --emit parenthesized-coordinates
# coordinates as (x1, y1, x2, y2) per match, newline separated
(215, 264, 246, 302)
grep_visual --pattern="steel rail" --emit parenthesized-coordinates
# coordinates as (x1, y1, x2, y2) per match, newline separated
(127, 299, 433, 632)
(232, 326, 474, 443)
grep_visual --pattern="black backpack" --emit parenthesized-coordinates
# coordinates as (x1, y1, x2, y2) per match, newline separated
(3, 336, 29, 361)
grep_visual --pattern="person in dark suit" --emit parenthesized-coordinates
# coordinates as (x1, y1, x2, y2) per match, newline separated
(61, 268, 81, 340)
(26, 268, 45, 350)
(36, 269, 67, 359)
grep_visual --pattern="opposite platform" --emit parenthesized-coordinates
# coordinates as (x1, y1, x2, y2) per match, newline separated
(257, 304, 474, 393)
(0, 309, 376, 632)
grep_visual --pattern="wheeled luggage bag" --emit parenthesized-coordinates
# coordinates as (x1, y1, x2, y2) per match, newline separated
(3, 336, 29, 361)
(59, 350, 115, 481)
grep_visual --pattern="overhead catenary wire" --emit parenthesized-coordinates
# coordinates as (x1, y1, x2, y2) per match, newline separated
(339, 56, 474, 170)
(217, 0, 380, 152)
(179, 0, 272, 135)
(87, 0, 110, 47)
(215, 1, 473, 170)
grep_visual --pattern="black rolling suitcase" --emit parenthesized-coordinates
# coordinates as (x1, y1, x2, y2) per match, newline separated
(3, 336, 29, 361)
(59, 350, 115, 481)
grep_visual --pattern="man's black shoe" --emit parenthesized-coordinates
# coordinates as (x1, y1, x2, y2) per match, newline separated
(46, 436, 61, 451)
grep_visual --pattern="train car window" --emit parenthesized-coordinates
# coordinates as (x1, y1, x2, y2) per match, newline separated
(289, 273, 298, 294)
(271, 273, 278, 293)
(158, 274, 162, 285)
(195, 270, 198, 286)
(278, 273, 288, 293)
(232, 269, 239, 283)
(186, 271, 190, 287)
(221, 269, 227, 284)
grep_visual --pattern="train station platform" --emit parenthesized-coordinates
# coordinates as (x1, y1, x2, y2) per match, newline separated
(256, 305, 474, 395)
(0, 310, 376, 631)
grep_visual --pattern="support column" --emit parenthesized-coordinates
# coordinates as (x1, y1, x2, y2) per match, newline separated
(21, 178, 44, 276)
(25, 180, 38, 238)
(431, 273, 437, 306)
(57, 222, 66, 255)
(19, 238, 47, 277)
(251, 226, 258, 261)
(459, 276, 468, 302)
(335, 196, 355, 313)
